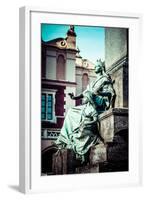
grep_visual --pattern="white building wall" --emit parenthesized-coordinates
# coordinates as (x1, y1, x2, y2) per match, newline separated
(66, 59, 76, 82)
(75, 57, 82, 67)
(46, 56, 56, 80)
(64, 86, 76, 114)
(66, 52, 76, 82)
(46, 50, 56, 57)
(76, 74, 82, 95)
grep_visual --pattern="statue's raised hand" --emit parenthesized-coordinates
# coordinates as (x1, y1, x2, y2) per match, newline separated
(68, 92, 75, 99)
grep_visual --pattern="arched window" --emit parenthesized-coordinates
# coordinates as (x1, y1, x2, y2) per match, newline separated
(82, 73, 89, 91)
(56, 55, 65, 80)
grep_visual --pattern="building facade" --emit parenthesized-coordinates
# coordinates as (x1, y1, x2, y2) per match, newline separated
(41, 26, 96, 150)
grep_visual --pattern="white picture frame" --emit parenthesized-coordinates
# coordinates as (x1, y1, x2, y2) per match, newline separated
(19, 6, 142, 194)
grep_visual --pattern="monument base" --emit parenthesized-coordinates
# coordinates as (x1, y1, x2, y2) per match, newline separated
(99, 108, 128, 142)
(50, 108, 129, 175)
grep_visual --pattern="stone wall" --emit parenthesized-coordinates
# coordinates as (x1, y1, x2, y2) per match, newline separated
(105, 28, 128, 108)
(105, 28, 128, 70)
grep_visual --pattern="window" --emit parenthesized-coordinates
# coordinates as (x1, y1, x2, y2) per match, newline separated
(56, 55, 65, 80)
(82, 73, 89, 91)
(41, 93, 53, 121)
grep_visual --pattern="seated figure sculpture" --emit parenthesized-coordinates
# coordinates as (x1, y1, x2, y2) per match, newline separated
(55, 59, 115, 162)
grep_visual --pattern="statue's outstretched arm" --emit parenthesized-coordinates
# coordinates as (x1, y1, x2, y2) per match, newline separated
(68, 92, 83, 100)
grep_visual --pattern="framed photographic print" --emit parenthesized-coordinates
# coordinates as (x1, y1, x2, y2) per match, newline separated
(19, 7, 142, 193)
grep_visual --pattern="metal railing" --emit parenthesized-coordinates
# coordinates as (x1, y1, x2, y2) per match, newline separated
(41, 129, 60, 140)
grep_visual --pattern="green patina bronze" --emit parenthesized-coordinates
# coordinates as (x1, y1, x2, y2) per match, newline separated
(55, 59, 115, 162)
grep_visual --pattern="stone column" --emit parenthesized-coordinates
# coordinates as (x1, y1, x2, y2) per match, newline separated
(105, 28, 128, 108)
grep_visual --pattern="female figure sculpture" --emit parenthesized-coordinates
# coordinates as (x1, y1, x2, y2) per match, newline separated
(55, 59, 115, 162)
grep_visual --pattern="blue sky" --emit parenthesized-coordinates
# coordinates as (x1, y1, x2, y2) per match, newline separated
(41, 24, 105, 64)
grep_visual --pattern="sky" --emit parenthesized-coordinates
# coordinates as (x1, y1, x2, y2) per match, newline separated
(41, 24, 105, 64)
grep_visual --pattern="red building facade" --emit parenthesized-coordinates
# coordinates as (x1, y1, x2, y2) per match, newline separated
(41, 26, 96, 150)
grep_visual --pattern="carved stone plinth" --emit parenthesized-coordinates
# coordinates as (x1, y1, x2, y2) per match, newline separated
(76, 164, 99, 174)
(52, 149, 76, 175)
(75, 144, 107, 174)
(89, 143, 107, 165)
(99, 108, 128, 142)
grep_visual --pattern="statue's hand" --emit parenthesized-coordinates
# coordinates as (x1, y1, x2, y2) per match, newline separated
(84, 116, 98, 126)
(84, 121, 95, 126)
(68, 92, 75, 99)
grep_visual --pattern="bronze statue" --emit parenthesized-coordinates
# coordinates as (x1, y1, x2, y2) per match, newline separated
(55, 59, 116, 162)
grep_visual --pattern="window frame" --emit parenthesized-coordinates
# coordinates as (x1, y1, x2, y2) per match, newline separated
(41, 89, 57, 123)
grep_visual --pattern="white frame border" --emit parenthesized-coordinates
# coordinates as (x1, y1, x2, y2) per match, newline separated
(19, 7, 142, 194)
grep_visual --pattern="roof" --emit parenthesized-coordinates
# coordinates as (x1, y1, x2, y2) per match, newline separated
(42, 37, 78, 52)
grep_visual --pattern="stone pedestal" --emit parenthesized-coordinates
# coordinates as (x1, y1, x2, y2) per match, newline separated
(76, 164, 99, 174)
(76, 143, 107, 174)
(52, 149, 76, 175)
(51, 108, 128, 174)
(89, 143, 107, 165)
(99, 108, 128, 142)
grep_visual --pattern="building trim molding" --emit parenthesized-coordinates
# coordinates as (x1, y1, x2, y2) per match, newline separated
(99, 108, 128, 121)
(106, 56, 128, 74)
(42, 79, 77, 87)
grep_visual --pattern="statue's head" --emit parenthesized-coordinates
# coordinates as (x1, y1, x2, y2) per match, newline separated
(95, 59, 105, 74)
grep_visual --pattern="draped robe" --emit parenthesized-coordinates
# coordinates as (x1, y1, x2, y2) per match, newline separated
(55, 74, 115, 156)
